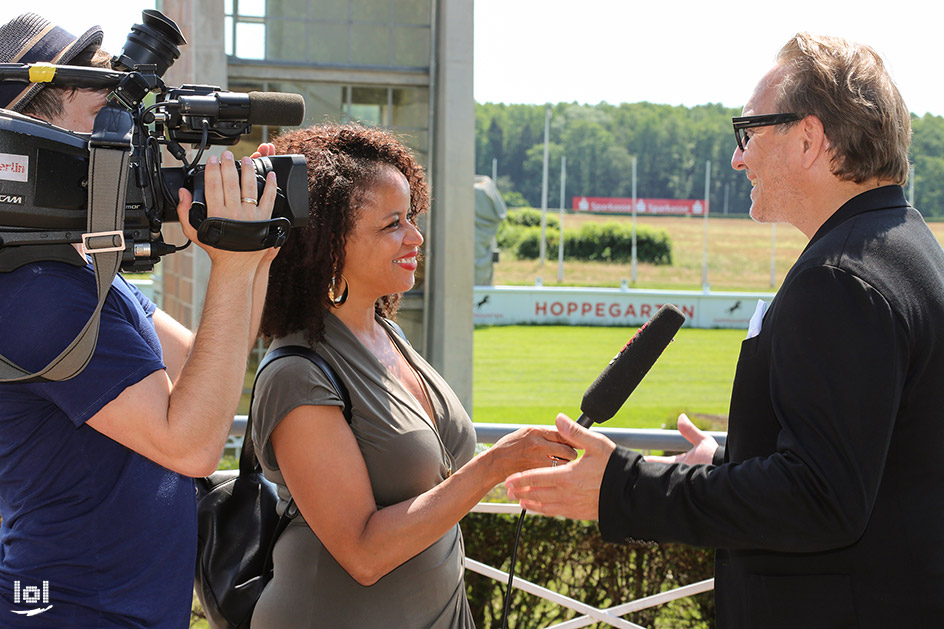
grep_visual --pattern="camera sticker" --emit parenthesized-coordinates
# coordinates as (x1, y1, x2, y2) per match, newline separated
(0, 153, 28, 183)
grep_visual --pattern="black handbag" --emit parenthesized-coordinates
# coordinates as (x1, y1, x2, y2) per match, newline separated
(195, 345, 351, 629)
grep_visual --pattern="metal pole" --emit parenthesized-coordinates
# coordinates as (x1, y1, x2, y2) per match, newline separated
(558, 155, 566, 282)
(770, 223, 777, 288)
(701, 160, 711, 293)
(909, 163, 915, 206)
(492, 157, 497, 183)
(539, 105, 551, 265)
(631, 156, 638, 284)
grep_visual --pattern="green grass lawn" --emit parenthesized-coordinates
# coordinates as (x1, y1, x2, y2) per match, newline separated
(473, 325, 743, 430)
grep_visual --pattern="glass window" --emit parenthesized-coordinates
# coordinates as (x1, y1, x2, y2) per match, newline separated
(235, 22, 266, 59)
(237, 0, 267, 17)
(391, 87, 428, 129)
(249, 0, 432, 69)
(347, 86, 388, 125)
(224, 16, 234, 56)
(276, 81, 346, 126)
(267, 19, 308, 61)
(392, 25, 429, 67)
(309, 22, 350, 64)
(264, 0, 309, 20)
(393, 0, 431, 24)
(312, 0, 350, 21)
(348, 104, 383, 125)
(352, 0, 389, 22)
(399, 129, 428, 168)
(350, 24, 389, 65)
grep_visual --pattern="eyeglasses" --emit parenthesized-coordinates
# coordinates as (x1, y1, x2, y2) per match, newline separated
(732, 113, 803, 151)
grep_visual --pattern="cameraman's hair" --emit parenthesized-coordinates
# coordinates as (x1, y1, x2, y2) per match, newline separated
(22, 46, 111, 121)
(775, 33, 911, 186)
(261, 123, 429, 344)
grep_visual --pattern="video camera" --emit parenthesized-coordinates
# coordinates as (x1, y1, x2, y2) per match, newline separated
(0, 10, 308, 273)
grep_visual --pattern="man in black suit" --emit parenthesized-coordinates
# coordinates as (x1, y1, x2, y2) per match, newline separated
(506, 33, 944, 628)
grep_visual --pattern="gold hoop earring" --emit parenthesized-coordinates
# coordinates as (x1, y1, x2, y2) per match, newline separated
(328, 274, 349, 306)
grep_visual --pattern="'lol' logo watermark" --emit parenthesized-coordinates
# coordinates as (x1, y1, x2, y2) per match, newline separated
(11, 580, 53, 617)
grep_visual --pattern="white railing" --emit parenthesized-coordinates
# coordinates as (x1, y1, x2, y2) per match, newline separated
(227, 418, 726, 454)
(227, 419, 725, 628)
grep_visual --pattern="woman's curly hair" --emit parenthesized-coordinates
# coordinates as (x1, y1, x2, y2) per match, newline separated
(260, 123, 429, 343)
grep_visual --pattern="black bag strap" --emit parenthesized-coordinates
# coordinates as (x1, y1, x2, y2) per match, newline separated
(240, 343, 352, 581)
(239, 345, 351, 475)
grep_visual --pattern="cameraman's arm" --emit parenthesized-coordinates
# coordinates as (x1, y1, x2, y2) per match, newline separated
(152, 309, 193, 382)
(86, 152, 277, 477)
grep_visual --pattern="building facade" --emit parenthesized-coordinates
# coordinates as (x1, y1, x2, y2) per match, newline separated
(155, 0, 475, 409)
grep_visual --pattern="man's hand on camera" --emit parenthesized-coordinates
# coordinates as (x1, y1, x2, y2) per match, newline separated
(175, 150, 278, 263)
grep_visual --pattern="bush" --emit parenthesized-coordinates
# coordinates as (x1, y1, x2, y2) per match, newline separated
(501, 190, 530, 209)
(503, 208, 561, 229)
(507, 223, 672, 265)
(462, 513, 714, 628)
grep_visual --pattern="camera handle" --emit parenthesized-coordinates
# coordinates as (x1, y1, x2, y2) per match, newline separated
(0, 107, 133, 383)
(196, 216, 292, 251)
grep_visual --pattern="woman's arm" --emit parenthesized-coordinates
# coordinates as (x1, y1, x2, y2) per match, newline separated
(270, 405, 575, 585)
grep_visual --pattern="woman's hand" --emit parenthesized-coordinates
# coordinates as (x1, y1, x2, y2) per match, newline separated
(484, 425, 578, 484)
(251, 142, 276, 158)
(505, 414, 616, 520)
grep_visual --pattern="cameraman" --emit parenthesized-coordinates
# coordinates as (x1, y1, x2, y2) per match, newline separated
(0, 13, 280, 625)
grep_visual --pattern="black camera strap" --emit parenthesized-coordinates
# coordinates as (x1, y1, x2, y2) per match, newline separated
(0, 107, 132, 383)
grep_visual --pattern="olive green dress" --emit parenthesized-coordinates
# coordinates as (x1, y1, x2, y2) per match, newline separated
(250, 313, 477, 628)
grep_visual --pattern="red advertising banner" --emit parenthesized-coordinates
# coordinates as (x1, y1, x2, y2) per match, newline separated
(573, 196, 708, 215)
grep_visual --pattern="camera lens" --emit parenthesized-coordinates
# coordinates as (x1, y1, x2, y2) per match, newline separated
(112, 10, 187, 77)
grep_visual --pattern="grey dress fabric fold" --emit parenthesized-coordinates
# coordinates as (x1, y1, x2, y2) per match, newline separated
(251, 312, 477, 628)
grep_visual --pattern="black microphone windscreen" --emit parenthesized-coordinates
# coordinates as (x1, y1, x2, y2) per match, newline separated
(247, 91, 305, 127)
(580, 304, 685, 424)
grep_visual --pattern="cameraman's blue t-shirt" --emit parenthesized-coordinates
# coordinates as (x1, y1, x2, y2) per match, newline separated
(0, 261, 195, 627)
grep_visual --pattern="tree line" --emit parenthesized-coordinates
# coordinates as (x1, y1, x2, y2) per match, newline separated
(475, 102, 944, 217)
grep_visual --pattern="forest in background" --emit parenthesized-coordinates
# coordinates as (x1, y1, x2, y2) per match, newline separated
(475, 102, 944, 217)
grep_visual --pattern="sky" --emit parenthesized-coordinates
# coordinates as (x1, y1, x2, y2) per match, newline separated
(2, 1, 941, 117)
(474, 0, 942, 117)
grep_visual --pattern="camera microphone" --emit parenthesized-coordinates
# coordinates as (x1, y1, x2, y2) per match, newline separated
(177, 91, 306, 127)
(577, 304, 686, 428)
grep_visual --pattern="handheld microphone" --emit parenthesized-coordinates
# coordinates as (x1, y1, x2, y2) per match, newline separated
(576, 304, 686, 428)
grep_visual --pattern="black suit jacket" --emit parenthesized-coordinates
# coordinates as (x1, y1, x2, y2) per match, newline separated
(598, 186, 944, 628)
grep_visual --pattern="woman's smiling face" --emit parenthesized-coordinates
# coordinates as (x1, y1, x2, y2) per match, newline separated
(341, 165, 423, 302)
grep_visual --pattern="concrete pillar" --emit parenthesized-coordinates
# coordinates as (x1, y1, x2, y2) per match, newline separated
(426, 0, 475, 412)
(155, 0, 227, 330)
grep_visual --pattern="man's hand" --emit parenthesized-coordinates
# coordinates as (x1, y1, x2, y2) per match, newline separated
(645, 413, 719, 466)
(175, 150, 278, 265)
(504, 414, 616, 521)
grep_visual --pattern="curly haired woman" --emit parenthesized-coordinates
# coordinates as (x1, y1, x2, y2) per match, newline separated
(250, 123, 574, 628)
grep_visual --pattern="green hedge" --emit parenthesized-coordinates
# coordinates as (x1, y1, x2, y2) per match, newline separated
(462, 513, 714, 628)
(497, 210, 672, 265)
(502, 208, 561, 229)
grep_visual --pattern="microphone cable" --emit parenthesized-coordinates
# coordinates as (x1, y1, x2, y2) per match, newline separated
(500, 507, 527, 629)
(500, 458, 559, 629)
